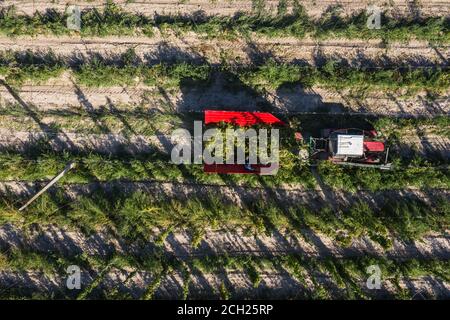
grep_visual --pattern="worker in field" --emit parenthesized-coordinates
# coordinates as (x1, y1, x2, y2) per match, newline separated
(244, 155, 255, 172)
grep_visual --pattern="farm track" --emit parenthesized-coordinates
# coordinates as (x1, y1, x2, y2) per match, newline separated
(2, 0, 449, 17)
(0, 35, 448, 66)
(0, 83, 448, 117)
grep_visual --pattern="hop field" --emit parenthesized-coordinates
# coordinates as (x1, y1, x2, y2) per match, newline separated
(0, 0, 448, 300)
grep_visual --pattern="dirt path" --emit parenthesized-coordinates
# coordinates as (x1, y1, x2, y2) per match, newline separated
(396, 134, 450, 160)
(0, 35, 447, 66)
(155, 270, 450, 299)
(1, 223, 448, 260)
(1, 268, 448, 299)
(1, 179, 447, 210)
(2, 0, 448, 18)
(0, 82, 448, 117)
(0, 129, 173, 155)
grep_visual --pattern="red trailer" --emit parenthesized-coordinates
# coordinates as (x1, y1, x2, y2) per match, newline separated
(203, 110, 284, 175)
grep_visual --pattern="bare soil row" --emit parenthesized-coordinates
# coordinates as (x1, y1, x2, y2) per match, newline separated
(2, 0, 448, 18)
(1, 269, 447, 299)
(1, 83, 448, 117)
(0, 35, 448, 66)
(4, 223, 449, 260)
(1, 180, 448, 209)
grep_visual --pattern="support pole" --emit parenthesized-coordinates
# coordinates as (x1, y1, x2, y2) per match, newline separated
(385, 146, 390, 165)
(19, 162, 77, 212)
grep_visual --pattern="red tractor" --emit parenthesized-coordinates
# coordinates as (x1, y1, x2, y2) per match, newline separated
(308, 128, 391, 170)
(201, 110, 392, 174)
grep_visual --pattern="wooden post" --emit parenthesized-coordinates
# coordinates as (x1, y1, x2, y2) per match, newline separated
(19, 162, 77, 212)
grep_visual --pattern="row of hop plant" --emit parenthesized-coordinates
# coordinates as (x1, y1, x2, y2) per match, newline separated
(0, 185, 448, 247)
(0, 49, 211, 88)
(0, 2, 448, 42)
(0, 142, 448, 190)
(238, 59, 450, 93)
(0, 247, 448, 299)
(0, 50, 448, 93)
